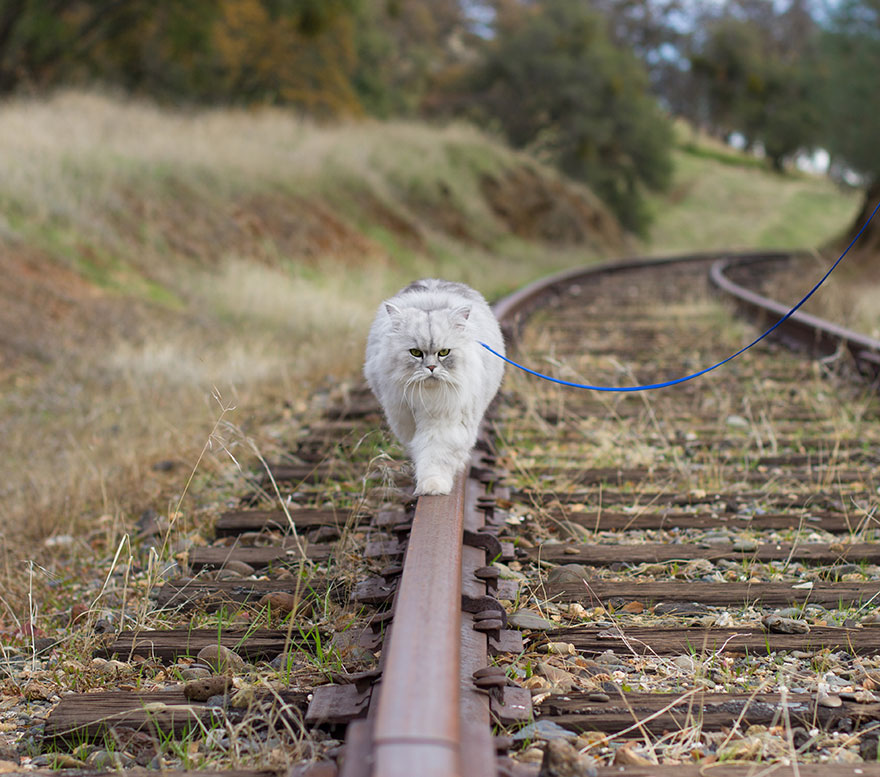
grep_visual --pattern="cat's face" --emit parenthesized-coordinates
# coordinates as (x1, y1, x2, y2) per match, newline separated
(385, 304, 470, 387)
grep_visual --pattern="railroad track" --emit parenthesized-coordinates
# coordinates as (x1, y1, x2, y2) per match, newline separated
(38, 251, 880, 777)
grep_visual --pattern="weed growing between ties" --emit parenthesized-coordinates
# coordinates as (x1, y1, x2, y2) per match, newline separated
(0, 377, 407, 769)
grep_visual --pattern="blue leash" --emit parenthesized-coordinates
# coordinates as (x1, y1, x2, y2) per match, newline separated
(481, 199, 880, 392)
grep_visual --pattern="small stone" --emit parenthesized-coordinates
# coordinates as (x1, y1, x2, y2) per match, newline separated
(196, 644, 245, 673)
(702, 532, 732, 545)
(621, 601, 643, 613)
(98, 659, 132, 678)
(270, 652, 306, 671)
(86, 750, 136, 769)
(259, 592, 306, 615)
(566, 603, 589, 619)
(513, 719, 577, 741)
(860, 735, 879, 761)
(576, 659, 608, 678)
(861, 669, 880, 689)
(832, 748, 864, 764)
(762, 614, 810, 634)
(341, 645, 376, 663)
(238, 531, 269, 546)
(493, 562, 526, 581)
(714, 611, 734, 627)
(732, 538, 759, 552)
(218, 560, 255, 577)
(546, 564, 590, 586)
(183, 675, 233, 702)
(653, 601, 709, 616)
(613, 744, 653, 766)
(311, 526, 341, 543)
(595, 649, 619, 665)
(508, 610, 556, 631)
(181, 666, 212, 681)
(544, 642, 576, 656)
(817, 688, 843, 708)
(539, 739, 598, 777)
(673, 655, 696, 672)
(519, 748, 546, 764)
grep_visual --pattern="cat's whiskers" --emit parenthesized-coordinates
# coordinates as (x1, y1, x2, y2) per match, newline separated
(402, 373, 421, 409)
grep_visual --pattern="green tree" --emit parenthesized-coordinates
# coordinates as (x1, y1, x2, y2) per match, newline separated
(0, 0, 364, 115)
(456, 0, 673, 234)
(352, 0, 469, 117)
(755, 56, 823, 171)
(211, 0, 362, 114)
(821, 0, 880, 259)
(688, 6, 822, 170)
(689, 17, 766, 141)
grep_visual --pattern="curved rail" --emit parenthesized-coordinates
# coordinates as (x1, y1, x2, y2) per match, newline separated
(710, 254, 880, 383)
(355, 248, 880, 777)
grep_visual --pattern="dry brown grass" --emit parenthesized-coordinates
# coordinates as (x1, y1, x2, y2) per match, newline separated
(0, 90, 621, 618)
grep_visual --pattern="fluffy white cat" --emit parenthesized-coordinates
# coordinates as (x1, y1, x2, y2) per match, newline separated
(364, 279, 505, 496)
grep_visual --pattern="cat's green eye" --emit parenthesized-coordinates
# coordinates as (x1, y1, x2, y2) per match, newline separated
(409, 348, 423, 358)
(438, 348, 450, 357)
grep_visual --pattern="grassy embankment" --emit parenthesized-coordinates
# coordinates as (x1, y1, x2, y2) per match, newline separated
(648, 124, 860, 252)
(648, 126, 875, 336)
(0, 92, 862, 613)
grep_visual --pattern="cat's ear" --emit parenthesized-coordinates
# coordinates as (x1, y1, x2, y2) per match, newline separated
(453, 306, 471, 324)
(384, 302, 405, 331)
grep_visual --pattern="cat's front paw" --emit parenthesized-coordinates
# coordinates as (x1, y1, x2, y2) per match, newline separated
(414, 474, 454, 496)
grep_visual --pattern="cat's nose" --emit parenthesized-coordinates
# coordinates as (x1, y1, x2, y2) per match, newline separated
(427, 365, 436, 372)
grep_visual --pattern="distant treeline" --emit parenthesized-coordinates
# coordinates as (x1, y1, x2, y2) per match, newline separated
(1, 0, 878, 236)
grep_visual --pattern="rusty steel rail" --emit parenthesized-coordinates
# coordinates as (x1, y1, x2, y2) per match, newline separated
(710, 253, 880, 384)
(350, 248, 880, 777)
(371, 476, 465, 777)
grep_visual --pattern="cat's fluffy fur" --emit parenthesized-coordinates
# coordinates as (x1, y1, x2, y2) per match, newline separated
(364, 279, 505, 495)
